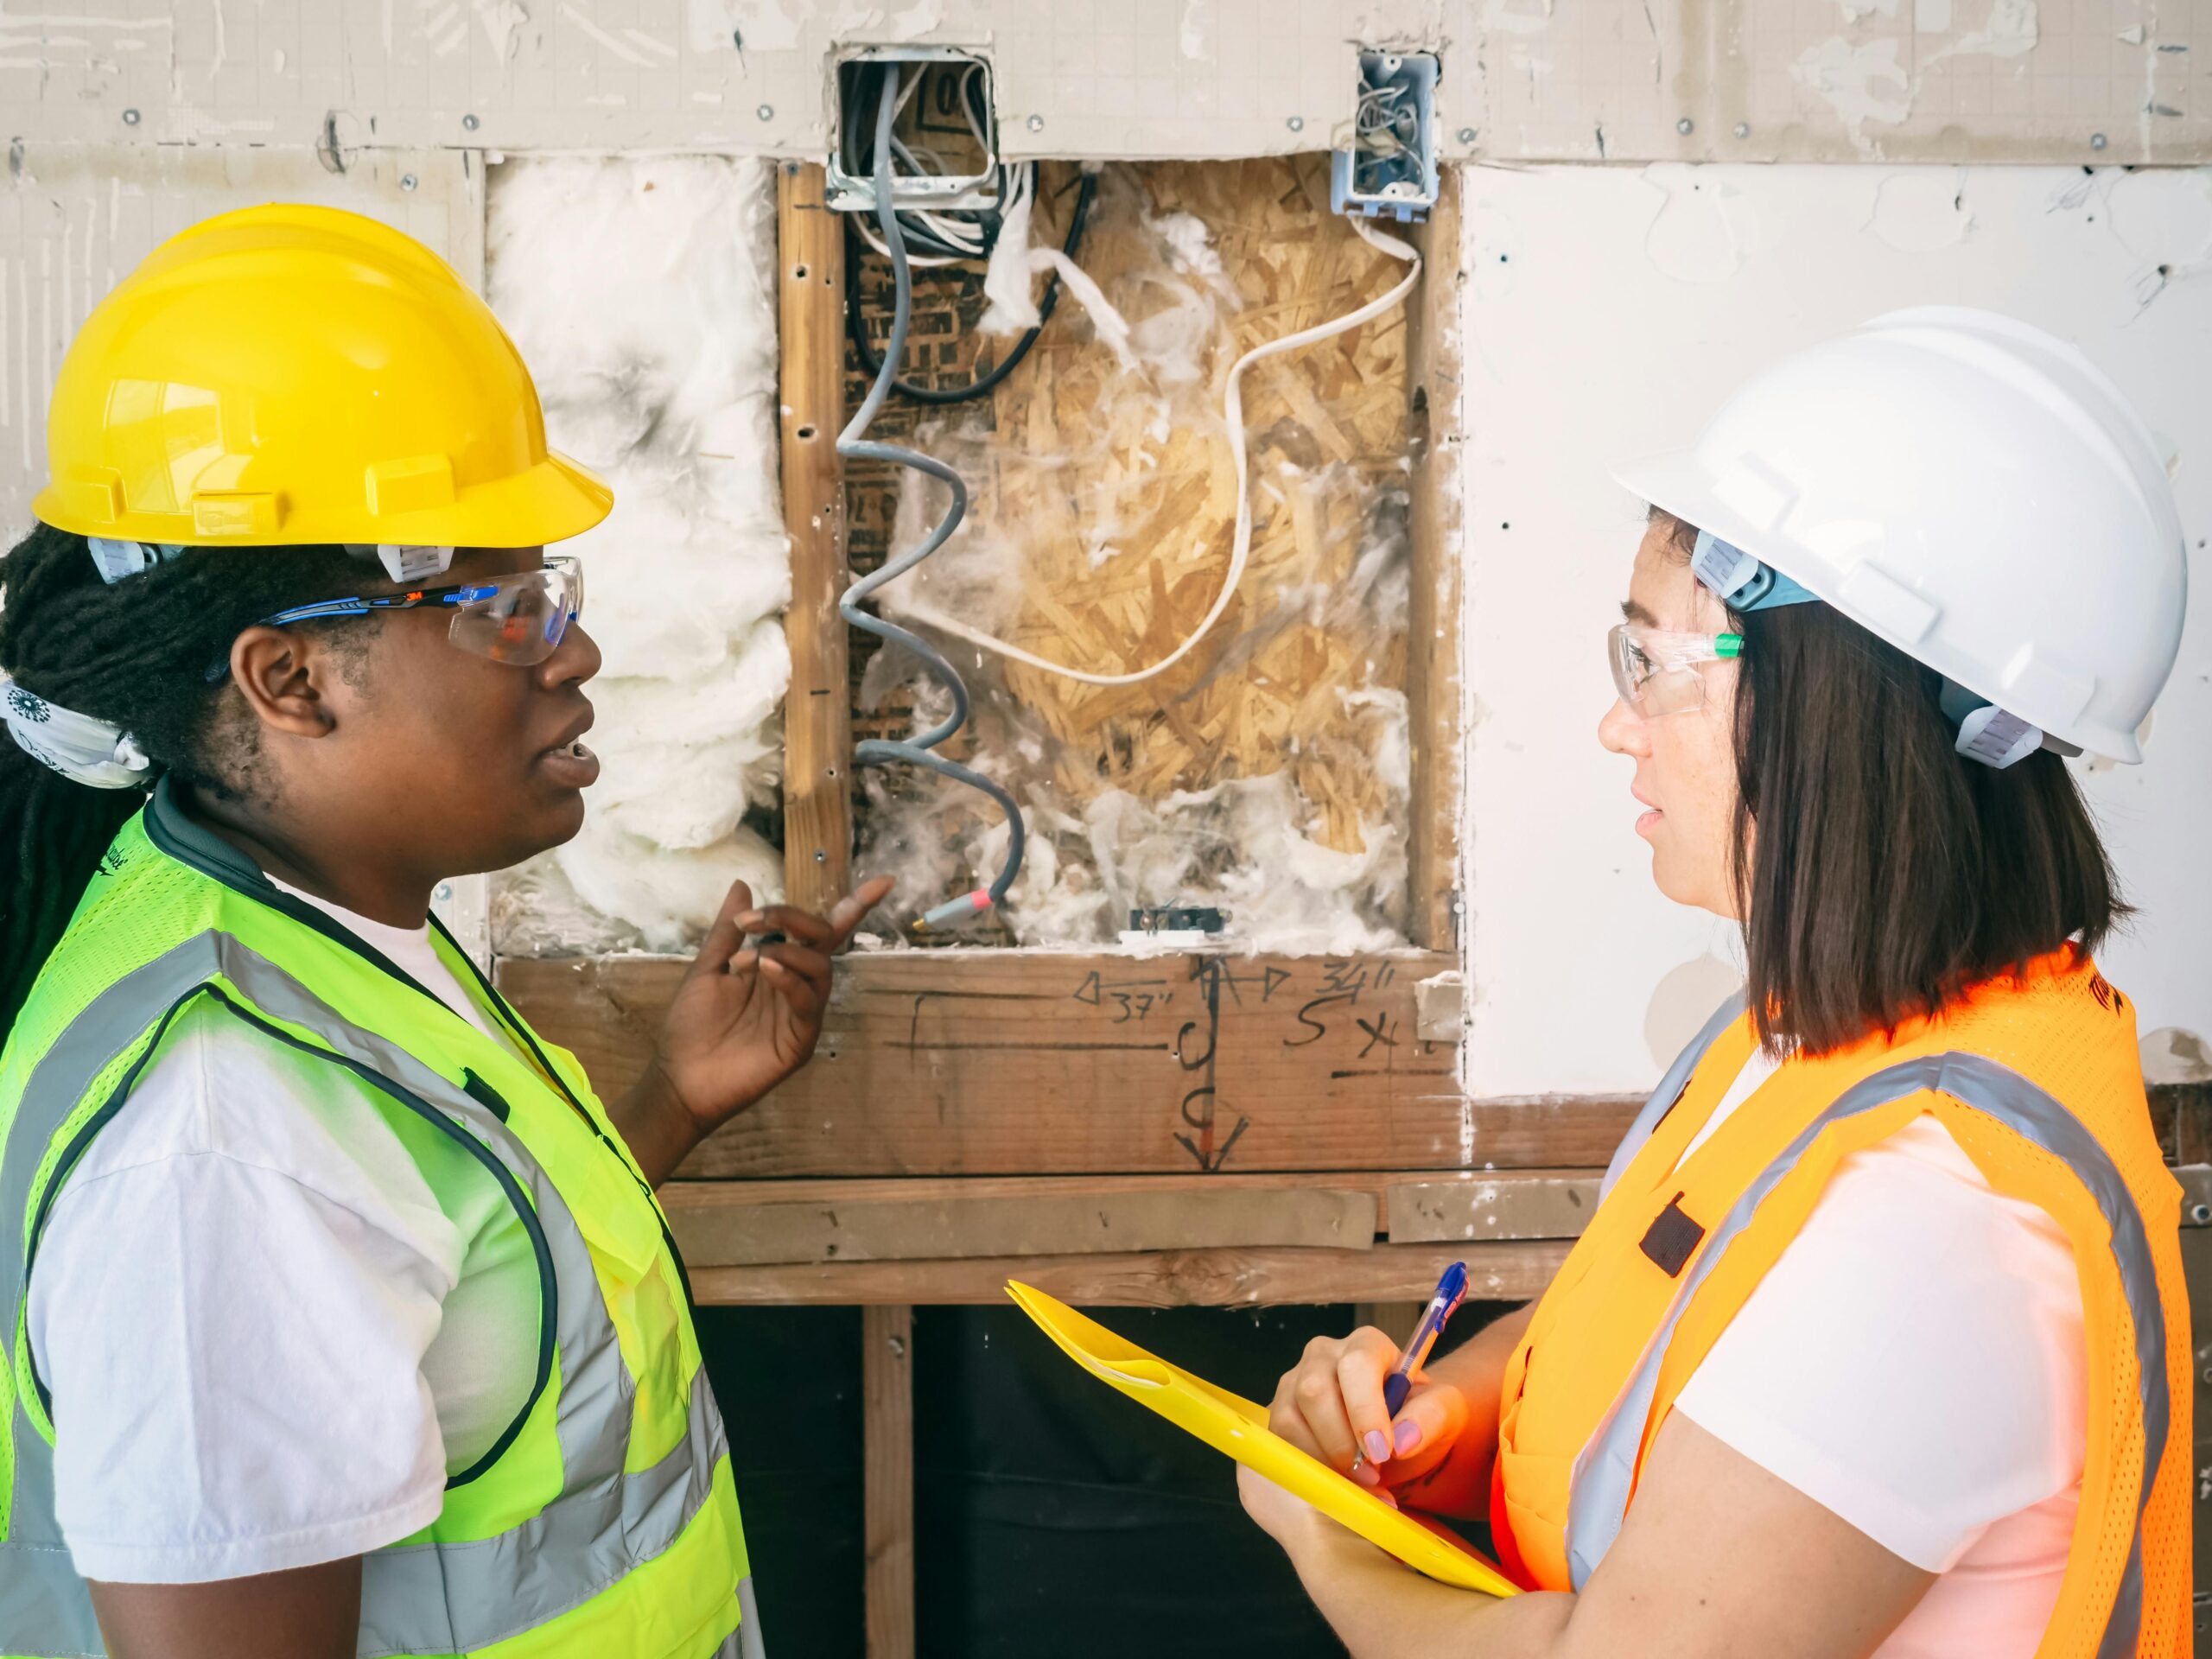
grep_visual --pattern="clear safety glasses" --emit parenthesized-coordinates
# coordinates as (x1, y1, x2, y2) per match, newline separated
(1607, 622, 1743, 717)
(209, 557, 585, 682)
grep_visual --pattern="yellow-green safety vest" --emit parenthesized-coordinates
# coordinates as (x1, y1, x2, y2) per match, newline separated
(0, 779, 760, 1658)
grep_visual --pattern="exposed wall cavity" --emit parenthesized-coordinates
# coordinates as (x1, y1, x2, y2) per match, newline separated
(486, 155, 790, 956)
(845, 161, 1415, 953)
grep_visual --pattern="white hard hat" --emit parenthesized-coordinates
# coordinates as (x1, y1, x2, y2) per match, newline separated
(1612, 307, 2186, 764)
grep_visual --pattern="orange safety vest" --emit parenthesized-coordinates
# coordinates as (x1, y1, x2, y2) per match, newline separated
(1491, 948, 2190, 1657)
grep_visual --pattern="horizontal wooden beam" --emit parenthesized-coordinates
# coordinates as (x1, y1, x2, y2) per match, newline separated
(688, 1240, 1573, 1308)
(501, 950, 2209, 1183)
(498, 949, 1643, 1178)
(664, 1176, 1377, 1265)
(1387, 1172, 1603, 1243)
(662, 1168, 1605, 1266)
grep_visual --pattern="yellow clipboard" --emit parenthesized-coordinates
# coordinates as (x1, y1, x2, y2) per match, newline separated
(1006, 1281, 1519, 1598)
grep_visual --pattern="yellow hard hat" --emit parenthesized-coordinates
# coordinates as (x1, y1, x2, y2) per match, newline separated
(34, 203, 610, 549)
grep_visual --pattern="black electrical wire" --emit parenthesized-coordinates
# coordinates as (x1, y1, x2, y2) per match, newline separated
(844, 170, 1099, 406)
(836, 70, 1026, 931)
(839, 60, 1013, 256)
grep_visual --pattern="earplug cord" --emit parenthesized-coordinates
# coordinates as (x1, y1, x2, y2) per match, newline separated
(837, 71, 1027, 932)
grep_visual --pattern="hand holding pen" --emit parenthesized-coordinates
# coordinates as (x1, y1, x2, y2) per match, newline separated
(1351, 1261, 1468, 1478)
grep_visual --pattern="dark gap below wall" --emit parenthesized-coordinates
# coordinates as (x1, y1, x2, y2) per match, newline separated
(701, 1302, 1512, 1657)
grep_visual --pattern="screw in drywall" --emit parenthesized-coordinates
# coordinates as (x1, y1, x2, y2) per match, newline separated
(1734, 122, 1751, 139)
(1456, 126, 1477, 143)
(122, 108, 140, 126)
(756, 103, 773, 121)
(1027, 113, 1045, 132)
(1676, 117, 1694, 136)
(400, 173, 418, 191)
(2091, 131, 2108, 149)
(1286, 115, 1305, 132)
(462, 113, 479, 131)
(435, 882, 454, 901)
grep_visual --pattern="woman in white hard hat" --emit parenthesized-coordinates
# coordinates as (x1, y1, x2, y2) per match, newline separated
(0, 207, 883, 1656)
(1242, 309, 2192, 1656)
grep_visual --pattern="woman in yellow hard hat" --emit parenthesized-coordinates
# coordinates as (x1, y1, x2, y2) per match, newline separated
(0, 205, 882, 1656)
(1240, 311, 2191, 1656)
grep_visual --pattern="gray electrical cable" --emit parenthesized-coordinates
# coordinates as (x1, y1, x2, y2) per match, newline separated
(837, 68, 1027, 934)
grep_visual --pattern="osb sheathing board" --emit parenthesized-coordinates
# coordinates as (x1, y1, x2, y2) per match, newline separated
(2, 1, 2201, 164)
(841, 157, 1417, 944)
(981, 165, 1408, 843)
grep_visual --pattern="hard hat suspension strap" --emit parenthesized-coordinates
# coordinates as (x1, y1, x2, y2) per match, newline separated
(1689, 531, 1821, 613)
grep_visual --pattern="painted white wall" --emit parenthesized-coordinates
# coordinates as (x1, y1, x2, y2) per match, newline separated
(1457, 162, 2212, 1098)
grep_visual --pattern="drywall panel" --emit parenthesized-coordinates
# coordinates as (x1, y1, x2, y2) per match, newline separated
(1485, 0, 2211, 162)
(1, 0, 2200, 162)
(0, 142, 480, 538)
(1458, 162, 2212, 1098)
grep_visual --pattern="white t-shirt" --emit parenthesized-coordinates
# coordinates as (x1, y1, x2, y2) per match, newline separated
(27, 879, 539, 1585)
(1668, 1049, 2085, 1658)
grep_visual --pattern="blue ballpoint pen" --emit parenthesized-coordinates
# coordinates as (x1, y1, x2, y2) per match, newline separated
(1383, 1260, 1469, 1417)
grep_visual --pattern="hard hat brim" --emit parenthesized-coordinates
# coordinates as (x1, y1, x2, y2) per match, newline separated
(31, 448, 614, 552)
(364, 448, 616, 550)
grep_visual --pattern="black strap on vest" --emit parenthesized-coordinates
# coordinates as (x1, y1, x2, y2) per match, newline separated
(1638, 1192, 1705, 1278)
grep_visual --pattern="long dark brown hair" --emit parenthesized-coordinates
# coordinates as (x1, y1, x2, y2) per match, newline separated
(1650, 509, 2125, 1054)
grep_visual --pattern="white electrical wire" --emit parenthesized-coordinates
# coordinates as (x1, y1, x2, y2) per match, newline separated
(853, 218, 968, 268)
(855, 61, 1033, 268)
(892, 216, 1423, 688)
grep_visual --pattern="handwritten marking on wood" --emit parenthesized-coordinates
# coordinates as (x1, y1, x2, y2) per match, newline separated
(497, 950, 1650, 1177)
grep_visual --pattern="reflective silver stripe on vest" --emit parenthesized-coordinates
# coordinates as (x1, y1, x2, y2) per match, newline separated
(356, 1370, 730, 1655)
(0, 933, 742, 1658)
(737, 1576, 766, 1659)
(1599, 992, 1746, 1202)
(1565, 1052, 2167, 1659)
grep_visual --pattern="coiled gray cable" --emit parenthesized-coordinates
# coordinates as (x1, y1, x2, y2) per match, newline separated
(837, 69, 1027, 931)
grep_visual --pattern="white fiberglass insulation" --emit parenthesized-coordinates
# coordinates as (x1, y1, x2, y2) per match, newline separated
(486, 156, 789, 957)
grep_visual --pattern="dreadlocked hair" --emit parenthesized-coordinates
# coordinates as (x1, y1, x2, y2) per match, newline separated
(0, 522, 364, 1037)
